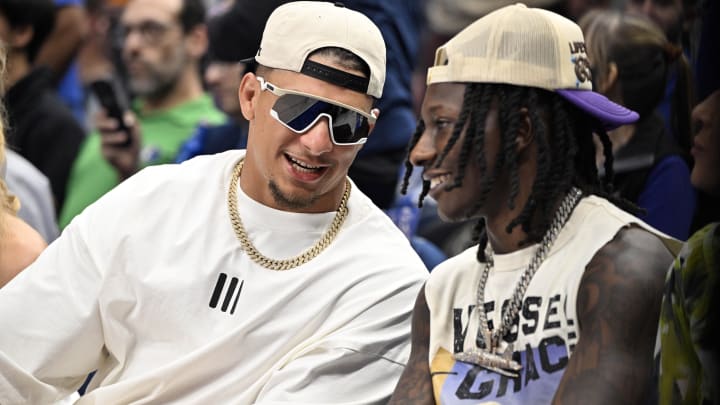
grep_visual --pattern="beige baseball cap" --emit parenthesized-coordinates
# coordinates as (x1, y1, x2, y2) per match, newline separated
(428, 3, 638, 129)
(250, 1, 386, 98)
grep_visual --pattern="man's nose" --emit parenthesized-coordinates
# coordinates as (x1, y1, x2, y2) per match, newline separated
(122, 29, 143, 54)
(409, 132, 436, 168)
(299, 116, 334, 155)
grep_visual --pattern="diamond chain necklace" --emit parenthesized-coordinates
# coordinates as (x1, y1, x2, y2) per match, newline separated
(455, 187, 583, 377)
(227, 159, 351, 271)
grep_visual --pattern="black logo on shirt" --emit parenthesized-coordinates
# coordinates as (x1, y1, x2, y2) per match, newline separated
(209, 273, 244, 314)
(446, 294, 577, 400)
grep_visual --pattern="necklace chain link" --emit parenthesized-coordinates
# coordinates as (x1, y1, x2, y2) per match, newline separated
(457, 187, 582, 369)
(227, 159, 351, 271)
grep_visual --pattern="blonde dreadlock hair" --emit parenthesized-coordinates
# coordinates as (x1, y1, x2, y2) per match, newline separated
(0, 41, 20, 218)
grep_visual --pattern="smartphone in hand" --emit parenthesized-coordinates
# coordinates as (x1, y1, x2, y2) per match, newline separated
(89, 79, 132, 147)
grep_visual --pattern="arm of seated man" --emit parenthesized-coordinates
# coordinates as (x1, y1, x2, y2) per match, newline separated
(552, 226, 673, 404)
(389, 284, 434, 405)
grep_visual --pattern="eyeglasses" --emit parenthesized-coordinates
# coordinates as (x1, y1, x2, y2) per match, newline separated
(256, 77, 376, 146)
(118, 20, 175, 45)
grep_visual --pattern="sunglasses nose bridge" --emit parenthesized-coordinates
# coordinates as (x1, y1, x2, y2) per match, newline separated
(300, 114, 335, 153)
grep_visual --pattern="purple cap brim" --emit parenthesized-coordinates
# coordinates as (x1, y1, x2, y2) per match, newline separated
(556, 89, 639, 130)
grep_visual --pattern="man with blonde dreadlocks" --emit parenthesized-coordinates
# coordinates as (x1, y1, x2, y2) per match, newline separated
(390, 4, 682, 405)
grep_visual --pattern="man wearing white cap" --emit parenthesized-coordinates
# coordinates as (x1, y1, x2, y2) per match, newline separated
(0, 2, 427, 403)
(390, 4, 680, 404)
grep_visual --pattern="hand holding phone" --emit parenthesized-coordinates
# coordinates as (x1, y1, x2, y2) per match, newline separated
(91, 79, 140, 179)
(90, 79, 132, 147)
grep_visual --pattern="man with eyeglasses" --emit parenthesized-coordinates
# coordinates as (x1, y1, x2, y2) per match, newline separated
(0, 2, 427, 403)
(58, 0, 225, 228)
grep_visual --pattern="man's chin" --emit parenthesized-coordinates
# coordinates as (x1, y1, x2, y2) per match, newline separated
(128, 78, 149, 94)
(437, 204, 480, 223)
(268, 180, 316, 211)
(436, 209, 464, 223)
(129, 79, 173, 101)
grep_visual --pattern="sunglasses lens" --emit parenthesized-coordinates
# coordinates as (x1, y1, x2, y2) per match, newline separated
(331, 109, 370, 143)
(272, 93, 325, 132)
(272, 94, 369, 145)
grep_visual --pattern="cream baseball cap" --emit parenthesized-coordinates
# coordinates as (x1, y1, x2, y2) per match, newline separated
(249, 1, 386, 98)
(427, 3, 638, 129)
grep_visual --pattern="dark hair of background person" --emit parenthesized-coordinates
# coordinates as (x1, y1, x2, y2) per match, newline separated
(580, 10, 686, 120)
(690, 0, 720, 232)
(622, 0, 696, 159)
(669, 50, 695, 158)
(0, 0, 56, 62)
(694, 0, 718, 102)
(83, 0, 103, 14)
(178, 0, 206, 33)
(207, 0, 291, 63)
(578, 10, 697, 240)
(401, 83, 638, 261)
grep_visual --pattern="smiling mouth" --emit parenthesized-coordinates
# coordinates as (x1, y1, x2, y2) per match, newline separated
(285, 154, 327, 174)
(427, 173, 452, 190)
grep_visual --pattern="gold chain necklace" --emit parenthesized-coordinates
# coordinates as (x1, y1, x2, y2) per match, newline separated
(227, 159, 351, 270)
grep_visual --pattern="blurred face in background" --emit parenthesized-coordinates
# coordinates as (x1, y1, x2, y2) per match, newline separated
(205, 60, 245, 120)
(690, 90, 720, 195)
(564, 0, 612, 21)
(120, 0, 189, 99)
(626, 0, 683, 43)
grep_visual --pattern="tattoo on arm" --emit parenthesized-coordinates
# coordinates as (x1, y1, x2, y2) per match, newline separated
(389, 284, 435, 405)
(553, 227, 673, 404)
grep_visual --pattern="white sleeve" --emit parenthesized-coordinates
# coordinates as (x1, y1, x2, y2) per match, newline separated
(0, 203, 107, 404)
(254, 346, 405, 405)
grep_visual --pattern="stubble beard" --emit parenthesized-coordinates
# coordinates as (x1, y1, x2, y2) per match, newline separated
(130, 75, 177, 102)
(268, 180, 318, 211)
(128, 48, 186, 102)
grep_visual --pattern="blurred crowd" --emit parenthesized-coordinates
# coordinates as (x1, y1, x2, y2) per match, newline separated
(0, 0, 716, 263)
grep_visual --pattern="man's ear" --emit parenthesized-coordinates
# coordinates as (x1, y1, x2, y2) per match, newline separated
(9, 25, 33, 49)
(515, 107, 534, 152)
(238, 72, 259, 121)
(185, 25, 208, 59)
(365, 108, 381, 139)
(598, 62, 618, 95)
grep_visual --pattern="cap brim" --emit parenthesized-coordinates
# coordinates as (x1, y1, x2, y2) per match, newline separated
(557, 89, 639, 130)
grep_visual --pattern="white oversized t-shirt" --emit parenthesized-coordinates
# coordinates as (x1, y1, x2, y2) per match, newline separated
(0, 150, 428, 404)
